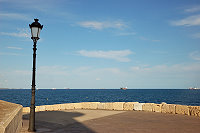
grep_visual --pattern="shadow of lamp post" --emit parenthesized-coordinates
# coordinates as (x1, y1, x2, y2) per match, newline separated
(28, 19, 43, 132)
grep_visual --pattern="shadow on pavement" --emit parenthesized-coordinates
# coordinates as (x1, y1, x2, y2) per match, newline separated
(22, 111, 96, 133)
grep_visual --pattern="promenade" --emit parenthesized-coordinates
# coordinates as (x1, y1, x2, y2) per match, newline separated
(21, 109, 200, 133)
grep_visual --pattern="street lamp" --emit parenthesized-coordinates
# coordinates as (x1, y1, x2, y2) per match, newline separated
(28, 19, 43, 132)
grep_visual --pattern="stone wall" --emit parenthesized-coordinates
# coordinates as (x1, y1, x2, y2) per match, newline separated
(1, 100, 199, 133)
(22, 102, 200, 118)
(0, 100, 23, 133)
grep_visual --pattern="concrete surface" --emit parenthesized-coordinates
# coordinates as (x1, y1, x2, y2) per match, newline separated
(21, 109, 200, 133)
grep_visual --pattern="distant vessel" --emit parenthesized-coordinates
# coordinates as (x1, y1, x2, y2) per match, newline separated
(189, 87, 200, 90)
(52, 88, 56, 90)
(120, 87, 127, 90)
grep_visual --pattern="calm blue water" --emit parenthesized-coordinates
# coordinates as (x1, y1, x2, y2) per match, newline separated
(0, 89, 200, 107)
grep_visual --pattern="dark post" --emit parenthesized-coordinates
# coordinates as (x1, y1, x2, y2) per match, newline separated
(28, 19, 43, 132)
(28, 39, 37, 132)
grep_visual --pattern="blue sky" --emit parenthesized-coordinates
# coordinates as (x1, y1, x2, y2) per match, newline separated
(0, 0, 200, 89)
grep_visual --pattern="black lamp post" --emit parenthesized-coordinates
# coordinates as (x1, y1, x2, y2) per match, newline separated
(28, 19, 43, 132)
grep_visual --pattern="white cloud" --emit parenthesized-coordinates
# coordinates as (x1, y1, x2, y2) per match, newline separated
(1, 63, 200, 89)
(0, 28, 30, 38)
(190, 51, 200, 61)
(171, 15, 200, 26)
(185, 6, 200, 13)
(0, 0, 55, 13)
(38, 66, 69, 76)
(130, 66, 140, 71)
(77, 50, 133, 62)
(139, 36, 160, 42)
(130, 63, 200, 73)
(96, 78, 101, 81)
(78, 21, 127, 30)
(0, 52, 20, 56)
(0, 32, 29, 38)
(0, 13, 31, 21)
(15, 70, 31, 75)
(152, 51, 168, 54)
(7, 47, 23, 50)
(0, 32, 29, 37)
(115, 32, 136, 36)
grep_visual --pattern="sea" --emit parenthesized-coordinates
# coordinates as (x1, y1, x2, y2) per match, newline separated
(0, 89, 200, 107)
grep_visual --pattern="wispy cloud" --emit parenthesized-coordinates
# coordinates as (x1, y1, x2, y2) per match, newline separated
(139, 36, 160, 42)
(192, 33, 200, 38)
(15, 70, 31, 75)
(38, 66, 69, 76)
(7, 47, 23, 50)
(0, 28, 30, 38)
(185, 6, 200, 13)
(171, 15, 200, 26)
(0, 13, 31, 21)
(190, 51, 200, 61)
(152, 51, 168, 54)
(78, 21, 127, 30)
(0, 32, 29, 38)
(0, 52, 20, 56)
(77, 50, 133, 62)
(115, 32, 136, 36)
(130, 63, 200, 73)
(0, 0, 55, 13)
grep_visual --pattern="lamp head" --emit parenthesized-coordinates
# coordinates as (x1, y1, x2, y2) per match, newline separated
(29, 19, 43, 40)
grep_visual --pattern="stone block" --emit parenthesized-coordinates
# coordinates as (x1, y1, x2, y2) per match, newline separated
(39, 105, 46, 111)
(60, 104, 66, 110)
(189, 106, 200, 117)
(176, 105, 189, 115)
(35, 106, 40, 112)
(64, 103, 75, 110)
(134, 103, 144, 111)
(53, 104, 61, 110)
(105, 102, 114, 110)
(153, 104, 162, 112)
(73, 103, 82, 109)
(81, 102, 91, 109)
(44, 104, 60, 111)
(161, 104, 176, 114)
(23, 107, 30, 113)
(123, 102, 138, 110)
(90, 102, 100, 109)
(97, 103, 105, 110)
(35, 105, 46, 112)
(113, 102, 125, 110)
(142, 103, 154, 112)
(45, 105, 54, 111)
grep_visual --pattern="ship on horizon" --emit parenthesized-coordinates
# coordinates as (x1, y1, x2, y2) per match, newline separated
(189, 87, 200, 90)
(120, 87, 127, 90)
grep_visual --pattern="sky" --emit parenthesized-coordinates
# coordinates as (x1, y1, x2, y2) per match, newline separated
(0, 0, 200, 89)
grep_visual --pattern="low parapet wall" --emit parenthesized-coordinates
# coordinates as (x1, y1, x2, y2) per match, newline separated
(0, 100, 23, 133)
(23, 102, 200, 117)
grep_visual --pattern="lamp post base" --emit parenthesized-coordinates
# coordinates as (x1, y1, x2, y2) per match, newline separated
(28, 129, 36, 132)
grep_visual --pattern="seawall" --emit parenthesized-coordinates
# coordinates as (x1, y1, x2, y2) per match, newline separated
(1, 101, 200, 133)
(23, 102, 200, 117)
(0, 100, 23, 133)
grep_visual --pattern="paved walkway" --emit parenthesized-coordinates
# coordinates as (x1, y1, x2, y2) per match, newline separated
(21, 110, 200, 133)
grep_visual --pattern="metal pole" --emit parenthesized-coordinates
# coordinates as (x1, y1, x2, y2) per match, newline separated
(28, 39, 37, 132)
